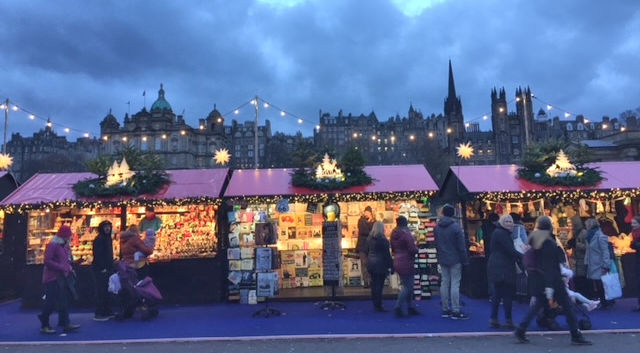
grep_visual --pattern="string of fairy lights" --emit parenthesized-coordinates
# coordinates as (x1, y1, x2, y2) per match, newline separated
(0, 90, 624, 149)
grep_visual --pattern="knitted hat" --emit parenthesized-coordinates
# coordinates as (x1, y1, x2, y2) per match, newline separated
(57, 225, 72, 239)
(442, 204, 455, 217)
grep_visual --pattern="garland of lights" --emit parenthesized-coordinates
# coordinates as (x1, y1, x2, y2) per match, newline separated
(1, 197, 222, 214)
(477, 188, 640, 203)
(225, 190, 436, 205)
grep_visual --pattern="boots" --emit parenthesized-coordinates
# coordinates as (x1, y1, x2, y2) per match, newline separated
(571, 332, 592, 345)
(514, 327, 529, 343)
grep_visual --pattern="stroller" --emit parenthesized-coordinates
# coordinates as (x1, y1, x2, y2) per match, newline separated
(112, 261, 163, 320)
(536, 298, 592, 331)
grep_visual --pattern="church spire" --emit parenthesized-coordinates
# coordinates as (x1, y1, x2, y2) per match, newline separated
(448, 59, 457, 99)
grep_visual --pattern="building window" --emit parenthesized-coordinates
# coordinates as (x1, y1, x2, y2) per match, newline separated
(141, 139, 148, 151)
(155, 138, 162, 151)
(248, 151, 254, 157)
(235, 151, 241, 158)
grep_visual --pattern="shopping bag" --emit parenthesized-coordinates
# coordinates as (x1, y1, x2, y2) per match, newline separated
(389, 273, 400, 290)
(601, 272, 622, 301)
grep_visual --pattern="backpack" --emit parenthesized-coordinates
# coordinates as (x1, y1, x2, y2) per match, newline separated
(523, 247, 539, 272)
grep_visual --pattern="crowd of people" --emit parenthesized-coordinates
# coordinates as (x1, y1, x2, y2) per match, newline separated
(37, 207, 162, 334)
(37, 202, 640, 346)
(360, 204, 640, 346)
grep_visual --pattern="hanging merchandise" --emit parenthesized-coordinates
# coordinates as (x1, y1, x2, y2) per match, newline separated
(505, 202, 512, 215)
(495, 203, 503, 215)
(624, 197, 634, 223)
(485, 200, 492, 211)
(605, 200, 611, 213)
(596, 200, 605, 214)
(528, 201, 535, 213)
(276, 199, 290, 213)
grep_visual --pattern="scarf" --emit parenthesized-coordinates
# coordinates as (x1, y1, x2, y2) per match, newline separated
(585, 228, 598, 243)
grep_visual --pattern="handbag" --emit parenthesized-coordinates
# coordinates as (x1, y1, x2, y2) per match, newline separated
(601, 271, 622, 300)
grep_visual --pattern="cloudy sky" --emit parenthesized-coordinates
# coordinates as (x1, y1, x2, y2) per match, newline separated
(1, 0, 638, 139)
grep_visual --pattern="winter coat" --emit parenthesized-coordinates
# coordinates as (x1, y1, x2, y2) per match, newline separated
(390, 226, 418, 276)
(631, 228, 640, 260)
(92, 221, 114, 272)
(42, 238, 72, 284)
(435, 217, 468, 266)
(355, 216, 374, 253)
(481, 221, 497, 257)
(570, 227, 588, 277)
(366, 234, 393, 275)
(120, 230, 153, 266)
(486, 225, 521, 284)
(585, 228, 611, 280)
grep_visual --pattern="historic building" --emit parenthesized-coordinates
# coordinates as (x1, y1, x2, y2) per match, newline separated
(6, 123, 101, 181)
(99, 84, 272, 170)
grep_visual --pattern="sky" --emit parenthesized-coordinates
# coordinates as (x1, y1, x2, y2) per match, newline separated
(0, 0, 639, 140)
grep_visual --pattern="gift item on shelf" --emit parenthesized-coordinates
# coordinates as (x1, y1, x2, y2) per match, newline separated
(126, 205, 218, 262)
(26, 208, 122, 265)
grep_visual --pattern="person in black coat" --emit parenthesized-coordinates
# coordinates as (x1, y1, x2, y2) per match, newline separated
(92, 220, 115, 321)
(487, 215, 521, 329)
(515, 216, 591, 345)
(356, 206, 375, 288)
(366, 221, 394, 312)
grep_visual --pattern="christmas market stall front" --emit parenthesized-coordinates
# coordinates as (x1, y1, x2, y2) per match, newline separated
(222, 162, 439, 304)
(0, 171, 20, 300)
(0, 168, 229, 307)
(439, 160, 640, 299)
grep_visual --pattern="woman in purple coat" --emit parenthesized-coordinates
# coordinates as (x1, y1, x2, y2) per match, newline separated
(391, 216, 419, 317)
(38, 225, 81, 334)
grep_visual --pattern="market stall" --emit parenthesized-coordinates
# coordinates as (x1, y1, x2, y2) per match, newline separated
(0, 169, 229, 307)
(440, 161, 640, 299)
(222, 164, 439, 303)
(0, 171, 20, 300)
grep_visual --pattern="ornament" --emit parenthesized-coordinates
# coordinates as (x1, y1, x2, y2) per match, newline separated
(315, 153, 344, 180)
(546, 150, 577, 178)
(106, 157, 135, 186)
(0, 153, 13, 170)
(456, 142, 474, 160)
(213, 148, 230, 165)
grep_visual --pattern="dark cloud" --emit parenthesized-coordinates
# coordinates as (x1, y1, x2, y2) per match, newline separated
(0, 0, 638, 139)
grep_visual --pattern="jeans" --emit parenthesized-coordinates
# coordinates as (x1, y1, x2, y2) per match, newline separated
(40, 281, 69, 327)
(395, 274, 415, 314)
(440, 263, 462, 312)
(359, 253, 370, 286)
(93, 269, 113, 316)
(519, 286, 579, 337)
(490, 280, 515, 321)
(370, 273, 387, 309)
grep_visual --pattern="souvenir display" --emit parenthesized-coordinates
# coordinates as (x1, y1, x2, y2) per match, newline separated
(26, 207, 122, 265)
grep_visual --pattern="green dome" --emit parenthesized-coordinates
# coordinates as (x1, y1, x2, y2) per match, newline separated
(151, 83, 172, 112)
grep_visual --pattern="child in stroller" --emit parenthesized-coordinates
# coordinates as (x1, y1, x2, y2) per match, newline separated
(536, 265, 596, 331)
(113, 261, 162, 321)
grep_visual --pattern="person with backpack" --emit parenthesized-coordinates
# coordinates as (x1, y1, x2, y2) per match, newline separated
(514, 216, 591, 345)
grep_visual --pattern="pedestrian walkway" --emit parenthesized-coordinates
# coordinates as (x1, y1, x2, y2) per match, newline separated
(1, 297, 639, 343)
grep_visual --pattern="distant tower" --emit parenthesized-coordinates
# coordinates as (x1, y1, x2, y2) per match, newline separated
(444, 60, 465, 149)
(515, 86, 534, 144)
(491, 87, 509, 164)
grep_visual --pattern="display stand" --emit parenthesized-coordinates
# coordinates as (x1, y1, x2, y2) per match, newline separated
(316, 220, 345, 310)
(252, 245, 282, 318)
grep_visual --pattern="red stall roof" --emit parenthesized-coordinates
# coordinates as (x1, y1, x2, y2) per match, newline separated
(451, 161, 640, 193)
(0, 169, 229, 206)
(225, 164, 438, 197)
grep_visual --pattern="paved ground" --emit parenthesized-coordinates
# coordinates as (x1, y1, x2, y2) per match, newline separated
(2, 334, 640, 353)
(2, 297, 639, 343)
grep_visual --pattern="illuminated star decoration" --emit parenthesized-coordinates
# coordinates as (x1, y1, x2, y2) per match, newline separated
(456, 142, 474, 160)
(0, 153, 13, 170)
(214, 148, 231, 165)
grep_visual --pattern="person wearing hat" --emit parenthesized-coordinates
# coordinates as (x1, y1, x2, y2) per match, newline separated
(356, 206, 375, 288)
(435, 204, 469, 320)
(38, 225, 81, 334)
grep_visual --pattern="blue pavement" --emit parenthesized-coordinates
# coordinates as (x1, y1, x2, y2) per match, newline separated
(1, 297, 639, 342)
